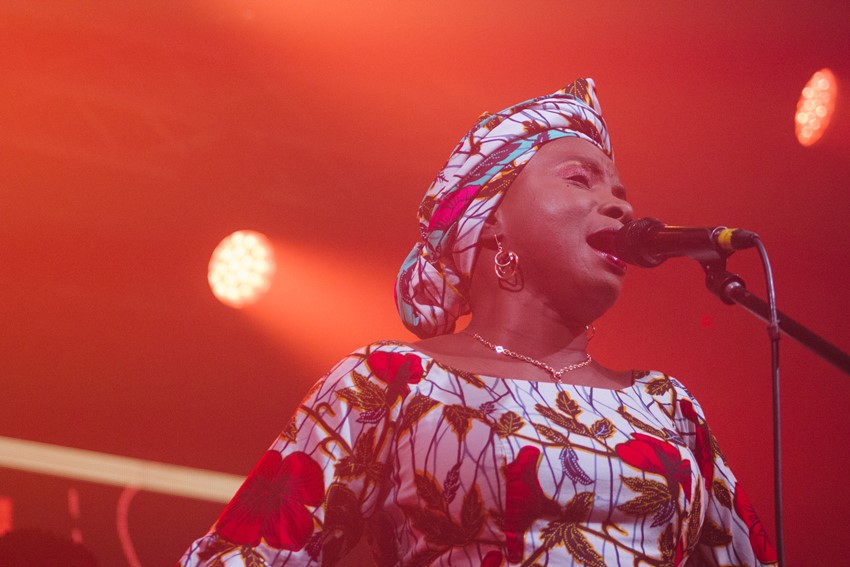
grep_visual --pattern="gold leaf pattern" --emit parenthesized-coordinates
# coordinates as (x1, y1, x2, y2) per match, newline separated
(616, 405, 668, 439)
(494, 411, 524, 437)
(685, 483, 702, 551)
(414, 471, 445, 511)
(536, 404, 590, 436)
(645, 375, 672, 396)
(455, 369, 486, 388)
(443, 462, 461, 504)
(539, 520, 571, 549)
(700, 518, 734, 547)
(540, 522, 605, 567)
(240, 547, 267, 567)
(197, 534, 237, 562)
(556, 390, 583, 418)
(336, 371, 386, 413)
(443, 404, 483, 441)
(563, 491, 594, 521)
(535, 404, 571, 427)
(711, 431, 727, 464)
(713, 479, 733, 509)
(590, 418, 616, 440)
(280, 416, 298, 443)
(617, 476, 672, 517)
(460, 485, 485, 540)
(533, 423, 570, 446)
(399, 393, 440, 433)
(401, 505, 462, 546)
(564, 524, 606, 567)
(658, 524, 675, 563)
(334, 427, 381, 480)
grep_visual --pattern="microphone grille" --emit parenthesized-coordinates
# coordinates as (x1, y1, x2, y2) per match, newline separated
(615, 217, 666, 267)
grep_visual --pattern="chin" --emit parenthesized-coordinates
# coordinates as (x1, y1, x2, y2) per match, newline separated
(537, 268, 624, 322)
(575, 281, 622, 323)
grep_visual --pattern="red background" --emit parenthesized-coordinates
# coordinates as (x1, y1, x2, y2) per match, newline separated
(2, 2, 849, 565)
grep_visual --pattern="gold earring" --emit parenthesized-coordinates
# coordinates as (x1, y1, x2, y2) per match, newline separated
(494, 235, 519, 280)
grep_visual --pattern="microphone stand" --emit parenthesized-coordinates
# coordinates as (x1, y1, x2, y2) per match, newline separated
(702, 260, 850, 375)
(702, 257, 850, 567)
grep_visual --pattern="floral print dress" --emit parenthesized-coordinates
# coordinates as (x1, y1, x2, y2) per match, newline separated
(180, 341, 776, 566)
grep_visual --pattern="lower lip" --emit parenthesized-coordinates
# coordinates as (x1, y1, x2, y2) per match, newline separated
(592, 249, 628, 274)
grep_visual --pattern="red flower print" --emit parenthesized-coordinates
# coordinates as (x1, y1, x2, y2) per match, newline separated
(216, 451, 324, 550)
(679, 398, 714, 486)
(504, 446, 560, 563)
(481, 549, 504, 567)
(616, 433, 693, 501)
(733, 483, 777, 563)
(367, 351, 424, 397)
(679, 398, 698, 423)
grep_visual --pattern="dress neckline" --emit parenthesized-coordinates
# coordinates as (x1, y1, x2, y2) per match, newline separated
(381, 340, 646, 393)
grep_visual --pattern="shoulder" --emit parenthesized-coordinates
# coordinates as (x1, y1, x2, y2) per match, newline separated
(631, 371, 718, 444)
(320, 340, 428, 375)
(632, 370, 707, 422)
(304, 340, 434, 399)
(633, 370, 695, 398)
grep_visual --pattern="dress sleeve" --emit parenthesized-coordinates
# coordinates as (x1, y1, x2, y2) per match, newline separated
(178, 343, 423, 567)
(669, 379, 779, 567)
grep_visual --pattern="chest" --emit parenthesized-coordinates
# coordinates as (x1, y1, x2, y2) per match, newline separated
(390, 373, 701, 530)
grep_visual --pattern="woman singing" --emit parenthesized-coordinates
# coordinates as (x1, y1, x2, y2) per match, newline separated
(180, 78, 777, 566)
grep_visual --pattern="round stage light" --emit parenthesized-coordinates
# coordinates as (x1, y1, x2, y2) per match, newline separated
(795, 68, 837, 147)
(208, 230, 276, 308)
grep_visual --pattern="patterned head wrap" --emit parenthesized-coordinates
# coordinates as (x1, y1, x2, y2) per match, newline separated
(395, 78, 613, 338)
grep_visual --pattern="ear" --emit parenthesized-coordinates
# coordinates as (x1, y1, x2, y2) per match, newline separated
(479, 208, 504, 247)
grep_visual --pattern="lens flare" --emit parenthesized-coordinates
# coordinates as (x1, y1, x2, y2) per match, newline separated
(795, 69, 837, 147)
(208, 230, 276, 307)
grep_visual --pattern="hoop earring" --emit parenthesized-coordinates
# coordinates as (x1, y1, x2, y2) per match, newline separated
(494, 235, 519, 281)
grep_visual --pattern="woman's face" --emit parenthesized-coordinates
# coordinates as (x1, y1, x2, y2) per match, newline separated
(490, 136, 633, 322)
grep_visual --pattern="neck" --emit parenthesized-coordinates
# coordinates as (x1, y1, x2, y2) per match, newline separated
(465, 295, 590, 362)
(464, 245, 603, 364)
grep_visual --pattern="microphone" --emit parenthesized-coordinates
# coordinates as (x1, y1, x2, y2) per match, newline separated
(614, 217, 759, 267)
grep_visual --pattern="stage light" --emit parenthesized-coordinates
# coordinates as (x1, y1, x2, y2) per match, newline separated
(208, 230, 276, 308)
(0, 436, 241, 503)
(795, 68, 837, 147)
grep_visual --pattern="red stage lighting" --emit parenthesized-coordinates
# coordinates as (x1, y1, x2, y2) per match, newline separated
(208, 231, 276, 308)
(795, 68, 837, 147)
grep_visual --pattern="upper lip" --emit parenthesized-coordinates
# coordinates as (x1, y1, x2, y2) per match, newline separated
(586, 226, 622, 256)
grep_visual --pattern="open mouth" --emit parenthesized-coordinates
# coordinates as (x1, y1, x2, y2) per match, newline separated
(586, 228, 627, 273)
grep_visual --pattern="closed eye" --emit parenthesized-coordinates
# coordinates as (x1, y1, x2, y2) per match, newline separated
(565, 173, 591, 187)
(556, 161, 595, 189)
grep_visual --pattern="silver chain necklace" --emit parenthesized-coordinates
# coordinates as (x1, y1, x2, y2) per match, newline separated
(465, 332, 591, 384)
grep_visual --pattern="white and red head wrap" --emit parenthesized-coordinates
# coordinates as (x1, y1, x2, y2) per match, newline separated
(396, 78, 613, 338)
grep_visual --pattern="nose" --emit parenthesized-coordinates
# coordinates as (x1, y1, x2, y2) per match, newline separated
(599, 194, 634, 224)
